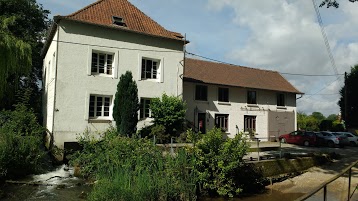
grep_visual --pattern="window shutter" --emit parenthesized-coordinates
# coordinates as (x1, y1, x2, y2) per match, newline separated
(160, 58, 164, 83)
(113, 51, 119, 79)
(138, 55, 142, 81)
(87, 47, 92, 76)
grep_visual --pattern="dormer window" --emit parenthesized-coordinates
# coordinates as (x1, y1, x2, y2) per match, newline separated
(112, 16, 126, 27)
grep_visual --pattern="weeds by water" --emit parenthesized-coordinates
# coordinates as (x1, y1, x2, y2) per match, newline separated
(72, 128, 197, 201)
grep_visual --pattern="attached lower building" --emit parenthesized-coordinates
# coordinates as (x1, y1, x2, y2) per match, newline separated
(183, 58, 302, 140)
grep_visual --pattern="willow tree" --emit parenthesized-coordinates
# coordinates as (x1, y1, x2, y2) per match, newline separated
(0, 16, 32, 99)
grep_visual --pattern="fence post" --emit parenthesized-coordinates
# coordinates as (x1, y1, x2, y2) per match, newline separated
(170, 137, 174, 155)
(279, 140, 282, 159)
(257, 138, 260, 161)
(324, 185, 327, 201)
(348, 168, 352, 201)
(153, 135, 156, 146)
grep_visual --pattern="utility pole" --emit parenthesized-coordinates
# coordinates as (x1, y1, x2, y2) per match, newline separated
(345, 72, 348, 128)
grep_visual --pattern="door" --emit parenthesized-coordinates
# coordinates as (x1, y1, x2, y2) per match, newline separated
(198, 113, 206, 134)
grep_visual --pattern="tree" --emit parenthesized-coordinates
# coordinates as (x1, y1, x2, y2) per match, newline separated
(113, 71, 139, 136)
(311, 112, 325, 122)
(0, 16, 32, 98)
(339, 65, 358, 128)
(320, 0, 358, 8)
(327, 114, 338, 121)
(0, 0, 50, 119)
(150, 94, 186, 138)
(297, 112, 321, 131)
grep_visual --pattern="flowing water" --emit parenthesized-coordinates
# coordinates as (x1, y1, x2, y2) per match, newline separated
(1, 165, 92, 201)
(1, 166, 314, 201)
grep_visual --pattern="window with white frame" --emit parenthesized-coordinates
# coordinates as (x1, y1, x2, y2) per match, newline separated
(215, 114, 229, 132)
(89, 95, 112, 119)
(141, 58, 159, 80)
(140, 98, 152, 119)
(244, 115, 256, 133)
(91, 51, 114, 75)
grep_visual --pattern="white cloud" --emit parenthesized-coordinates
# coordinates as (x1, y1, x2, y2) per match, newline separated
(206, 0, 358, 116)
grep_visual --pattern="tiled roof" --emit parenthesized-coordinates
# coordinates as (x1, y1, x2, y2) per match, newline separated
(184, 58, 302, 94)
(62, 0, 184, 41)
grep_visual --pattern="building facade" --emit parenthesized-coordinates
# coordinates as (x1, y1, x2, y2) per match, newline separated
(42, 0, 185, 150)
(183, 58, 301, 140)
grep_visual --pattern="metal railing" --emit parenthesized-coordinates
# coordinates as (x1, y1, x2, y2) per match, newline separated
(295, 160, 358, 201)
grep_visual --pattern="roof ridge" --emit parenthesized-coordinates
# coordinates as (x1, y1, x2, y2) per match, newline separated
(186, 57, 279, 74)
(66, 0, 105, 17)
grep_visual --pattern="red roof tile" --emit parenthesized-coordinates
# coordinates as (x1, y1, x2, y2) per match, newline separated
(184, 58, 302, 94)
(62, 0, 184, 41)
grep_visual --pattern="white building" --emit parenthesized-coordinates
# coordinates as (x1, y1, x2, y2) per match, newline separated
(183, 58, 302, 140)
(41, 0, 185, 151)
(42, 0, 302, 152)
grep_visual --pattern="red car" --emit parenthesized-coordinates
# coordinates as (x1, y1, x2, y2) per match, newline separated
(279, 131, 318, 146)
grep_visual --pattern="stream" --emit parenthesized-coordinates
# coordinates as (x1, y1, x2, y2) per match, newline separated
(1, 165, 92, 201)
(1, 165, 315, 201)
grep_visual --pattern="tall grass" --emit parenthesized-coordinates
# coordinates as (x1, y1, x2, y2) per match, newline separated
(72, 128, 197, 201)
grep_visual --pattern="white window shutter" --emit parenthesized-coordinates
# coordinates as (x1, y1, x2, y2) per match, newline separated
(138, 55, 142, 81)
(160, 58, 164, 83)
(113, 51, 119, 79)
(87, 46, 92, 76)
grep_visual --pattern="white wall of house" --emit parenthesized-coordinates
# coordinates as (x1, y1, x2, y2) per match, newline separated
(43, 20, 184, 149)
(183, 82, 297, 140)
(43, 30, 58, 134)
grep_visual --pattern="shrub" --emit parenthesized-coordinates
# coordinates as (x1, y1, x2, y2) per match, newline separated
(72, 128, 197, 200)
(0, 104, 47, 178)
(193, 127, 264, 197)
(150, 94, 186, 139)
(113, 71, 139, 136)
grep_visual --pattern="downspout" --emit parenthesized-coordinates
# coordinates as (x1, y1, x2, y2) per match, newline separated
(51, 23, 60, 142)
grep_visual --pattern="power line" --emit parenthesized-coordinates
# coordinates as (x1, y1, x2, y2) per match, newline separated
(186, 51, 344, 77)
(312, 0, 340, 79)
(52, 39, 182, 53)
(297, 77, 342, 101)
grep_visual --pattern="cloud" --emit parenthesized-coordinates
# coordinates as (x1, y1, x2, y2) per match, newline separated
(206, 0, 358, 116)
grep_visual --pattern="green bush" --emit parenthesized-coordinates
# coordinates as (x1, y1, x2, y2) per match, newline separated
(0, 104, 47, 178)
(193, 127, 265, 197)
(72, 128, 197, 200)
(150, 94, 186, 139)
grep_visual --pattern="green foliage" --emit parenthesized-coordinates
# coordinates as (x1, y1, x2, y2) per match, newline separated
(113, 71, 139, 136)
(319, 0, 358, 8)
(297, 112, 326, 131)
(0, 0, 49, 118)
(150, 94, 186, 138)
(327, 114, 338, 121)
(71, 128, 197, 200)
(339, 65, 358, 128)
(193, 127, 264, 197)
(0, 104, 47, 178)
(0, 16, 32, 99)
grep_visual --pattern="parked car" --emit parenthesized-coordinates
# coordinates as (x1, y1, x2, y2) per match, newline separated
(317, 131, 349, 148)
(335, 132, 358, 146)
(279, 131, 318, 146)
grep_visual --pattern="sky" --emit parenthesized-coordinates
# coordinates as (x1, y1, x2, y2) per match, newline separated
(37, 0, 358, 117)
